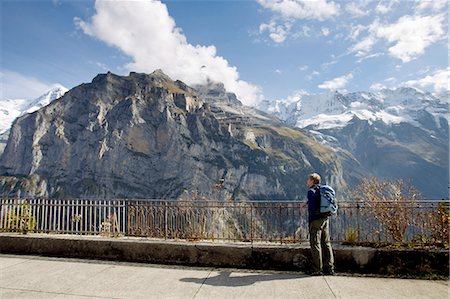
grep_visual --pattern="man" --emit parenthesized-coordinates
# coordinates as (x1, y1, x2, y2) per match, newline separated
(306, 173, 335, 276)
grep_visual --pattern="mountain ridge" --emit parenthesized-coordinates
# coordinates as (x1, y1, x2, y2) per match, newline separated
(258, 88, 449, 199)
(0, 70, 358, 199)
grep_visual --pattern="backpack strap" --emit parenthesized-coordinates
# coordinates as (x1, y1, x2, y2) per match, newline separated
(315, 185, 321, 216)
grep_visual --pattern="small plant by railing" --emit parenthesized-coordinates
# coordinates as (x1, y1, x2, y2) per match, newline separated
(345, 227, 358, 244)
(4, 201, 36, 234)
(0, 197, 447, 247)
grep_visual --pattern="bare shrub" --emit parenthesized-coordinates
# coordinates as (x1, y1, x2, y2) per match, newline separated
(417, 202, 449, 246)
(355, 178, 419, 242)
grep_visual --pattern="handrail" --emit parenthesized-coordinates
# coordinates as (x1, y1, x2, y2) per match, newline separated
(0, 198, 447, 246)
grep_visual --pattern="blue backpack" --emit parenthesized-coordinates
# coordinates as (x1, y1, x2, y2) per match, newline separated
(318, 185, 338, 215)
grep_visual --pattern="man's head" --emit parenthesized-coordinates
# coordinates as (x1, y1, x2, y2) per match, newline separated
(307, 173, 321, 188)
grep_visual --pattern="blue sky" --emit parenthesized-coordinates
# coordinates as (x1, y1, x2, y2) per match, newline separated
(1, 0, 448, 105)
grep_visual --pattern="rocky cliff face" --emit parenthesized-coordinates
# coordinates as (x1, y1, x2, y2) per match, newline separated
(0, 70, 358, 199)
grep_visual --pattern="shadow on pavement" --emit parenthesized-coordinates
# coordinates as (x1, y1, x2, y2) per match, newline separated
(180, 271, 308, 287)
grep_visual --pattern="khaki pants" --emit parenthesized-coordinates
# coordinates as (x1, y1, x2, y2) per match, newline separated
(309, 217, 334, 272)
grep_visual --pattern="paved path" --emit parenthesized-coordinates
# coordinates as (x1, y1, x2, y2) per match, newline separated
(0, 254, 448, 299)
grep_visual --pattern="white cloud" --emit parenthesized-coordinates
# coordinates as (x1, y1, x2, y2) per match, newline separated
(332, 32, 344, 42)
(349, 14, 446, 63)
(345, 2, 369, 17)
(370, 83, 386, 91)
(305, 70, 320, 81)
(356, 52, 384, 63)
(318, 73, 353, 90)
(375, 0, 399, 14)
(414, 0, 447, 13)
(321, 27, 330, 36)
(349, 35, 376, 57)
(372, 15, 446, 62)
(274, 69, 283, 74)
(321, 59, 338, 70)
(95, 62, 108, 71)
(259, 21, 292, 43)
(302, 25, 311, 37)
(347, 24, 366, 40)
(298, 65, 309, 71)
(75, 0, 262, 106)
(0, 70, 61, 99)
(257, 0, 340, 21)
(401, 68, 449, 93)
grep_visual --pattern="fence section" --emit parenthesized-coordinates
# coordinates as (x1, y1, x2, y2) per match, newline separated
(0, 198, 126, 236)
(0, 198, 447, 244)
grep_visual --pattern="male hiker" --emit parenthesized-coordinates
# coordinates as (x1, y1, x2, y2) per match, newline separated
(306, 173, 335, 275)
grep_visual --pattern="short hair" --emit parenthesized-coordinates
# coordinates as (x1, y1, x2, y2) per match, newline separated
(308, 173, 321, 185)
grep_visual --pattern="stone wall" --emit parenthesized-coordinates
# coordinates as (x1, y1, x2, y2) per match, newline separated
(0, 234, 447, 277)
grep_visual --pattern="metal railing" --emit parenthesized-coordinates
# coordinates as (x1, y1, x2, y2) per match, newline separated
(0, 198, 448, 244)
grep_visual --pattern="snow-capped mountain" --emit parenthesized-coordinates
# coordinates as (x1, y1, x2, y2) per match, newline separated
(259, 88, 448, 130)
(0, 86, 68, 153)
(0, 71, 357, 199)
(258, 88, 449, 199)
(0, 86, 68, 134)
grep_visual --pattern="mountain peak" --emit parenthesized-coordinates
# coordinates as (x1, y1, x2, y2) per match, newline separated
(42, 85, 68, 97)
(193, 81, 242, 106)
(22, 85, 68, 115)
(0, 85, 68, 136)
(150, 68, 170, 78)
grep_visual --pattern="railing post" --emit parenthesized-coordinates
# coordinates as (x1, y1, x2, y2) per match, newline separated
(357, 203, 360, 242)
(164, 201, 168, 240)
(250, 204, 253, 244)
(279, 205, 283, 244)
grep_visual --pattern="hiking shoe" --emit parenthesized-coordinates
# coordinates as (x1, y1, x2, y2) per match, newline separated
(306, 270, 323, 276)
(323, 269, 335, 276)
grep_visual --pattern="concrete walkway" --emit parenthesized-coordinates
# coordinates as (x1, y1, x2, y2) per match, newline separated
(0, 254, 448, 299)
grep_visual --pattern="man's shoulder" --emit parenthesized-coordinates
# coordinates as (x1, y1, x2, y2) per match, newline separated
(307, 187, 319, 196)
(308, 185, 321, 192)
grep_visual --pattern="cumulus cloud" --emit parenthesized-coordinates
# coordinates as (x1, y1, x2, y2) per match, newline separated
(305, 70, 320, 81)
(0, 70, 61, 99)
(372, 15, 446, 63)
(349, 35, 376, 57)
(321, 27, 330, 36)
(347, 24, 366, 40)
(302, 25, 312, 37)
(256, 1, 339, 43)
(370, 83, 387, 91)
(375, 0, 399, 14)
(349, 14, 446, 63)
(318, 73, 353, 90)
(345, 2, 369, 17)
(401, 68, 449, 93)
(75, 0, 262, 106)
(257, 0, 340, 21)
(414, 0, 448, 13)
(259, 21, 292, 43)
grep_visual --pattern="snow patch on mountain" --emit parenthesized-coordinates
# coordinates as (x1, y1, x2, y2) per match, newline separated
(0, 86, 67, 134)
(258, 88, 448, 130)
